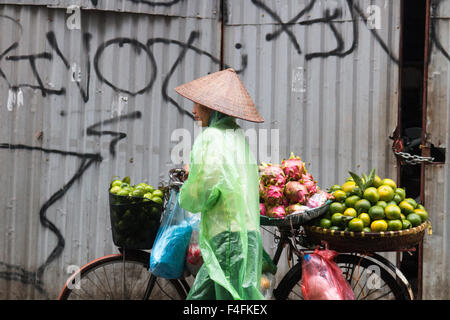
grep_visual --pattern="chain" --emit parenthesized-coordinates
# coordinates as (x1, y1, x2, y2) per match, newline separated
(393, 151, 435, 165)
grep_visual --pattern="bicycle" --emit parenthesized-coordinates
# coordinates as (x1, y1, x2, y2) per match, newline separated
(58, 168, 414, 300)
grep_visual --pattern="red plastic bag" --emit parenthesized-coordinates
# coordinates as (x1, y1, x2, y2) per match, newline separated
(300, 247, 355, 300)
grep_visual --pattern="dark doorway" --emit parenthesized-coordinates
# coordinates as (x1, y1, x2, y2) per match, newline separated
(398, 0, 427, 299)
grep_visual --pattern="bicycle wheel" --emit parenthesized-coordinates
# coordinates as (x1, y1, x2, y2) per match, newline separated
(58, 251, 187, 300)
(274, 253, 413, 300)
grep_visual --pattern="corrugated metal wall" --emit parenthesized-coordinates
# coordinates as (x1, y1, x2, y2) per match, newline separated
(0, 0, 221, 299)
(423, 0, 450, 300)
(0, 0, 403, 299)
(223, 0, 401, 284)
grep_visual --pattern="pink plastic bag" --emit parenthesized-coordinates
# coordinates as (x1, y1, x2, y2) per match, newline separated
(300, 247, 355, 300)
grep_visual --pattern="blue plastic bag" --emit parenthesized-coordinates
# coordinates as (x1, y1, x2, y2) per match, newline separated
(149, 189, 194, 279)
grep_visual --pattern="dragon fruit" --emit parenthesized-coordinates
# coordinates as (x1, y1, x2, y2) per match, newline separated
(259, 180, 267, 201)
(286, 203, 308, 215)
(260, 203, 267, 216)
(259, 163, 286, 187)
(282, 153, 306, 181)
(268, 206, 286, 219)
(285, 181, 309, 204)
(301, 173, 318, 194)
(266, 185, 284, 206)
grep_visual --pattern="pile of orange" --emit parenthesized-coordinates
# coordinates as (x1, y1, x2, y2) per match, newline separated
(314, 171, 428, 233)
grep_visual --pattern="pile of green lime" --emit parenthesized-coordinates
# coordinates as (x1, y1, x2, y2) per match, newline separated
(109, 176, 164, 205)
(313, 169, 428, 233)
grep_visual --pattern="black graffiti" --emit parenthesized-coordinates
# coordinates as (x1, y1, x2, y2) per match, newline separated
(251, 0, 316, 54)
(94, 38, 157, 96)
(250, 0, 398, 63)
(86, 110, 142, 157)
(429, 0, 450, 63)
(5, 53, 66, 96)
(0, 143, 103, 294)
(127, 0, 184, 6)
(47, 31, 92, 103)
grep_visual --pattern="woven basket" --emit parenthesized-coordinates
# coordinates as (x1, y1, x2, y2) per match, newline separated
(260, 201, 331, 228)
(304, 220, 430, 253)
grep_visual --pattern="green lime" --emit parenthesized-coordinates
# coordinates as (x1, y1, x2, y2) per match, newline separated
(381, 178, 397, 190)
(404, 198, 418, 209)
(377, 185, 395, 202)
(368, 205, 385, 220)
(414, 209, 428, 222)
(407, 213, 422, 227)
(345, 195, 361, 209)
(111, 180, 122, 188)
(329, 202, 345, 214)
(117, 189, 130, 197)
(363, 227, 372, 233)
(320, 218, 332, 229)
(333, 190, 347, 202)
(385, 204, 402, 220)
(152, 190, 164, 198)
(417, 204, 425, 211)
(395, 188, 406, 201)
(371, 219, 388, 232)
(143, 193, 152, 200)
(151, 196, 163, 204)
(331, 213, 345, 227)
(355, 199, 371, 214)
(145, 185, 155, 194)
(376, 201, 387, 209)
(371, 175, 382, 188)
(388, 219, 403, 231)
(110, 186, 121, 194)
(358, 213, 371, 227)
(402, 219, 412, 230)
(393, 194, 403, 204)
(344, 208, 357, 218)
(329, 185, 342, 192)
(399, 200, 415, 215)
(348, 218, 364, 232)
(363, 187, 380, 204)
(131, 188, 146, 197)
(342, 181, 356, 193)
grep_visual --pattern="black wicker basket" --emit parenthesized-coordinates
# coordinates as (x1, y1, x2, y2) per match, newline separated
(108, 192, 163, 249)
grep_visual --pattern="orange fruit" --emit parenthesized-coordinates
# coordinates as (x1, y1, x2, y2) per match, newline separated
(377, 185, 395, 202)
(348, 218, 364, 232)
(368, 205, 385, 220)
(371, 220, 388, 232)
(385, 204, 402, 220)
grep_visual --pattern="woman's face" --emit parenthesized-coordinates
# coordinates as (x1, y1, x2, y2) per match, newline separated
(192, 103, 211, 127)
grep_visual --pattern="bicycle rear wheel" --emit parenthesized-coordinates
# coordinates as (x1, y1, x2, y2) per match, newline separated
(274, 253, 413, 300)
(58, 250, 187, 300)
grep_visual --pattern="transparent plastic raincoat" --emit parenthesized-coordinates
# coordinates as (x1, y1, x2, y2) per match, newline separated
(179, 111, 264, 300)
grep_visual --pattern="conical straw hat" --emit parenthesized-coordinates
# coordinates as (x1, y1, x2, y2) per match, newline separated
(174, 68, 264, 123)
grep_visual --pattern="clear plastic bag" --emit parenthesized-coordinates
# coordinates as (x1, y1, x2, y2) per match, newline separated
(185, 229, 204, 276)
(149, 189, 193, 279)
(300, 246, 355, 300)
(260, 272, 276, 300)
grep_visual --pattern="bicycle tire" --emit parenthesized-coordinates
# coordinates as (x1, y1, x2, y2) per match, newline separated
(58, 251, 188, 300)
(273, 253, 413, 300)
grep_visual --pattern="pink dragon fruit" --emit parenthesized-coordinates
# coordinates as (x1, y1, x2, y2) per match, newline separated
(260, 203, 267, 216)
(259, 180, 267, 201)
(266, 185, 284, 206)
(281, 153, 306, 181)
(259, 163, 286, 187)
(286, 203, 308, 215)
(285, 181, 309, 204)
(268, 206, 286, 219)
(301, 173, 318, 194)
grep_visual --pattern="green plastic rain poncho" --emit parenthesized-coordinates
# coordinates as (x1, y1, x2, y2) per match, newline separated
(179, 111, 264, 300)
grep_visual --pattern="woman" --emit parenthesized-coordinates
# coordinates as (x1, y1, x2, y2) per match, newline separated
(174, 68, 265, 300)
